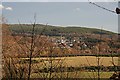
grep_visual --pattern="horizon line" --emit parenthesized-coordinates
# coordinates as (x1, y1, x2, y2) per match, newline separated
(7, 23, 118, 33)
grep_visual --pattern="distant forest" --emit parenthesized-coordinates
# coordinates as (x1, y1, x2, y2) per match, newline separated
(9, 24, 116, 36)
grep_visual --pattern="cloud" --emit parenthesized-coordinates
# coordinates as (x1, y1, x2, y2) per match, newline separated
(5, 7, 13, 11)
(76, 8, 80, 11)
(0, 4, 13, 11)
(0, 4, 4, 10)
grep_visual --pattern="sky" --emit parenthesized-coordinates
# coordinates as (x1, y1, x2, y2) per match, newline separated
(1, 1, 119, 33)
(2, 0, 119, 2)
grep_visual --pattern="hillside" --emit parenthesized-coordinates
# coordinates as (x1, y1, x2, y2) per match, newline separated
(2, 24, 119, 56)
(8, 24, 116, 36)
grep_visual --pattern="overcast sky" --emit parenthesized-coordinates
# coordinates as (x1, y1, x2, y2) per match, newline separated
(1, 1, 119, 33)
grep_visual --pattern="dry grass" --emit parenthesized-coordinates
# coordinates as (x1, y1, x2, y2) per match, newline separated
(21, 56, 118, 67)
(63, 56, 118, 67)
(31, 71, 114, 78)
(3, 56, 118, 79)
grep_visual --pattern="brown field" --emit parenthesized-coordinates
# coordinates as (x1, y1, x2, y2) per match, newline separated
(8, 56, 118, 78)
(63, 56, 118, 67)
(22, 56, 119, 67)
(31, 71, 114, 78)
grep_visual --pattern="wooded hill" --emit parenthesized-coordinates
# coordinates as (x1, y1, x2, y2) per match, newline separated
(8, 24, 116, 36)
